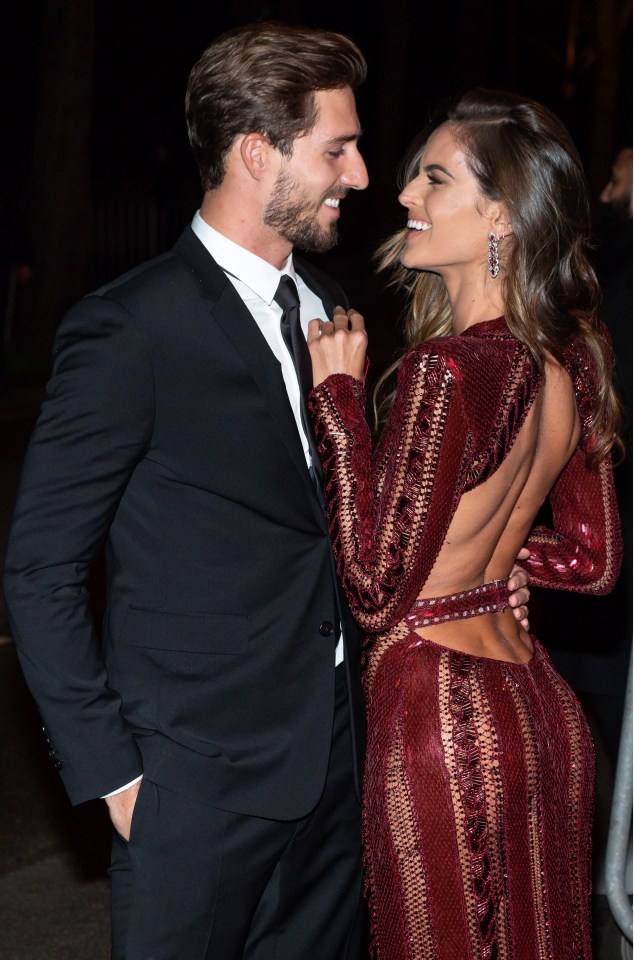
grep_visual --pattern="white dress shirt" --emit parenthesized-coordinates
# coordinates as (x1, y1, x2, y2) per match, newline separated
(193, 213, 330, 470)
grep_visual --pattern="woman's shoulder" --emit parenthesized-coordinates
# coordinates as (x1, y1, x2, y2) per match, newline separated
(558, 324, 605, 438)
(401, 318, 528, 382)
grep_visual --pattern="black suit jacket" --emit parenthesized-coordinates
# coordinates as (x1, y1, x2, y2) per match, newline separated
(3, 226, 365, 818)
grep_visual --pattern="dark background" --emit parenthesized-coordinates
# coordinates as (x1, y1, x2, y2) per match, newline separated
(5, 0, 631, 720)
(2, 0, 632, 775)
(2, 0, 632, 374)
(0, 2, 631, 955)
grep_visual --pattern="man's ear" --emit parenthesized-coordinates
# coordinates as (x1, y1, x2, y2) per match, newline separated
(240, 133, 274, 181)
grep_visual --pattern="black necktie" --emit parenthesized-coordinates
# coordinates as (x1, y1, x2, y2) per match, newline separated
(274, 275, 323, 492)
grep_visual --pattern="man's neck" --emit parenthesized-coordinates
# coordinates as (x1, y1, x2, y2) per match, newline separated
(199, 191, 292, 270)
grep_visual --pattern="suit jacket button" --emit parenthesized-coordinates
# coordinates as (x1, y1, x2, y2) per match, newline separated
(47, 747, 63, 769)
(319, 621, 334, 637)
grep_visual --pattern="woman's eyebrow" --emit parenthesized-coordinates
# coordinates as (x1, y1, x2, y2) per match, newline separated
(423, 163, 454, 178)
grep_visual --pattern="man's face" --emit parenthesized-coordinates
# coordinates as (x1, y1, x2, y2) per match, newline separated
(599, 149, 633, 220)
(263, 87, 369, 253)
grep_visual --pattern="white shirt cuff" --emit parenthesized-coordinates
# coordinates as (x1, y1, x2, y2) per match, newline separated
(102, 774, 143, 798)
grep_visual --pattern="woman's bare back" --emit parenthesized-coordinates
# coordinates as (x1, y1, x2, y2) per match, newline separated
(416, 361, 581, 662)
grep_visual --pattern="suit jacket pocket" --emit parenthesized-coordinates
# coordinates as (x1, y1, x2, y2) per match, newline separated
(124, 606, 249, 655)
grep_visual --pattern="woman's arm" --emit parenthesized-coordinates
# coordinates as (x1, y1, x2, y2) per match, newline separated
(308, 343, 470, 633)
(520, 446, 622, 594)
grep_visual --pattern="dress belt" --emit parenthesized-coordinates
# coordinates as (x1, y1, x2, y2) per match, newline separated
(405, 579, 511, 631)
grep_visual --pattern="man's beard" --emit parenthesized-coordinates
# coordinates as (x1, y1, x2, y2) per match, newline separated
(263, 169, 341, 253)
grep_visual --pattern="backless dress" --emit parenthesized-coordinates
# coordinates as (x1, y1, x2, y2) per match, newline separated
(308, 318, 622, 959)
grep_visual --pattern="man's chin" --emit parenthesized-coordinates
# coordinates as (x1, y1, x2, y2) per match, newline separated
(292, 224, 339, 255)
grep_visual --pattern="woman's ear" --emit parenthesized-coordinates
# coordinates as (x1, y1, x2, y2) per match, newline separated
(495, 212, 513, 238)
(482, 199, 513, 238)
(493, 204, 513, 238)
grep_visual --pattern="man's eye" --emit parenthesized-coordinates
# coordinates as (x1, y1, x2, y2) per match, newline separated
(328, 150, 345, 159)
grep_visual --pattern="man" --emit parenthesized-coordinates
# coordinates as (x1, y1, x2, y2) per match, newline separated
(596, 146, 632, 421)
(3, 21, 529, 959)
(599, 146, 633, 220)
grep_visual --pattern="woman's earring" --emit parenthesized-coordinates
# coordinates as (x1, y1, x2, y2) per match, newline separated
(488, 232, 500, 279)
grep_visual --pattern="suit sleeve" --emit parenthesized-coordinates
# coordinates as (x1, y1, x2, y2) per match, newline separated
(308, 347, 469, 634)
(520, 446, 622, 594)
(2, 294, 155, 804)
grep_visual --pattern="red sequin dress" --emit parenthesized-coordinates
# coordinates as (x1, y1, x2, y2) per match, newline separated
(308, 318, 622, 960)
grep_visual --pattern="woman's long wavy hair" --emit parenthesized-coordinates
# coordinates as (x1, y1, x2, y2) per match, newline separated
(374, 88, 623, 467)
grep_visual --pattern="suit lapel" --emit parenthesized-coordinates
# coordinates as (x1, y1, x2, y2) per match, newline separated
(295, 259, 342, 317)
(174, 228, 326, 521)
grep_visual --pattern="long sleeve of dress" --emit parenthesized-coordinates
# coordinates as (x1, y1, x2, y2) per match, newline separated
(308, 346, 471, 634)
(521, 446, 622, 594)
(520, 335, 623, 595)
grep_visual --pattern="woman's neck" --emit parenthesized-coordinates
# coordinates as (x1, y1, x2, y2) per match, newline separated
(443, 269, 506, 334)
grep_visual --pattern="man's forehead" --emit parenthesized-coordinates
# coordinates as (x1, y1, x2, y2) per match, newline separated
(312, 88, 360, 128)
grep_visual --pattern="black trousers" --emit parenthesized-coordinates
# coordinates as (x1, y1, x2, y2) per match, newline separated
(109, 665, 364, 959)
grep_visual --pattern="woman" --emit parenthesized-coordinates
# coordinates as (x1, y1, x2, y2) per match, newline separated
(307, 89, 623, 959)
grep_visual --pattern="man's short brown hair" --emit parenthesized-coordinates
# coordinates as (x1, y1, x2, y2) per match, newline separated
(185, 21, 367, 191)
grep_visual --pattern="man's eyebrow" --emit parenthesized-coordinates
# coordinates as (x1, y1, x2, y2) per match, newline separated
(423, 163, 454, 179)
(324, 131, 363, 145)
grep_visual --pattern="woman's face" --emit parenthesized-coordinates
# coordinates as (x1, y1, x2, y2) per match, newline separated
(398, 122, 497, 277)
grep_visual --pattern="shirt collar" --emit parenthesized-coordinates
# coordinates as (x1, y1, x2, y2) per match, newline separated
(192, 211, 296, 305)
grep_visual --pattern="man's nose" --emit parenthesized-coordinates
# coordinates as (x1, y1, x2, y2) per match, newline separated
(341, 150, 369, 191)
